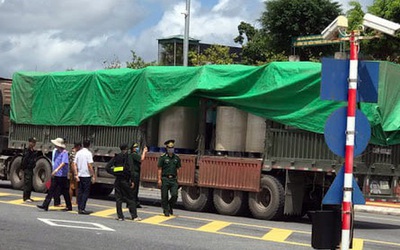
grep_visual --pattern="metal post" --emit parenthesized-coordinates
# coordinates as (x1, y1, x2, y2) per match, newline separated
(183, 0, 191, 66)
(341, 31, 357, 250)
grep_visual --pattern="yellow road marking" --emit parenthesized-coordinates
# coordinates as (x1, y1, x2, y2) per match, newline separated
(197, 221, 231, 232)
(352, 238, 364, 250)
(2, 191, 400, 249)
(91, 208, 117, 217)
(140, 215, 175, 224)
(7, 199, 25, 205)
(366, 202, 400, 208)
(262, 228, 293, 242)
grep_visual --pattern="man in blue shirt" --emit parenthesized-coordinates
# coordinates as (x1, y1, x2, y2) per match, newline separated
(37, 138, 72, 211)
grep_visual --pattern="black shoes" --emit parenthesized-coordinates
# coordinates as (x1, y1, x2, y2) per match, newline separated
(63, 208, 73, 211)
(37, 205, 48, 211)
(163, 210, 170, 217)
(78, 210, 92, 215)
(169, 208, 173, 216)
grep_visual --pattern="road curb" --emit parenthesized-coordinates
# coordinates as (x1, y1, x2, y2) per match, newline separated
(354, 205, 400, 216)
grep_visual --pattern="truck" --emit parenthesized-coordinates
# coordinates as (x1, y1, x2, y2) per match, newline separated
(1, 61, 400, 220)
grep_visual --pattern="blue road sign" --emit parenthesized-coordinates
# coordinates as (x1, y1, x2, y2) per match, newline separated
(322, 166, 366, 205)
(321, 58, 379, 103)
(324, 107, 371, 157)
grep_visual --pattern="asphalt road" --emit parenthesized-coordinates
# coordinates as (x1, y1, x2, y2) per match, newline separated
(0, 181, 400, 250)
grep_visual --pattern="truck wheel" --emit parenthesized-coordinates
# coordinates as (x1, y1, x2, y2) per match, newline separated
(9, 156, 24, 190)
(248, 175, 284, 220)
(213, 189, 247, 216)
(181, 186, 213, 212)
(33, 158, 51, 193)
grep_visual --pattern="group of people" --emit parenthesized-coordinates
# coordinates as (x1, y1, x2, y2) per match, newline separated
(21, 136, 181, 220)
(34, 138, 95, 214)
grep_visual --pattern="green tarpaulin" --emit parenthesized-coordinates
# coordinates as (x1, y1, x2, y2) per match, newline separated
(10, 61, 400, 145)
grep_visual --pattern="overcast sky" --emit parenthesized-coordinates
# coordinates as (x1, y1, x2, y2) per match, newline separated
(0, 0, 373, 78)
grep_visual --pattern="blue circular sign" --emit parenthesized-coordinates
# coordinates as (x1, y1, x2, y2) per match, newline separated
(324, 107, 371, 157)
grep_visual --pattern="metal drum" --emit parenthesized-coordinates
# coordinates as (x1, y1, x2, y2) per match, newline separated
(215, 106, 247, 152)
(245, 113, 266, 153)
(158, 106, 198, 150)
(145, 116, 159, 149)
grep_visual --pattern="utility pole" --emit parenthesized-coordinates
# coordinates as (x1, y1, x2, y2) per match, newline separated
(183, 0, 191, 66)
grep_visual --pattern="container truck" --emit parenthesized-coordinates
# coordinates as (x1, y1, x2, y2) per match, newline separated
(1, 61, 400, 220)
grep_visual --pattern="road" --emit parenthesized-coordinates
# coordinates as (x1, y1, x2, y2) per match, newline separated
(0, 182, 399, 250)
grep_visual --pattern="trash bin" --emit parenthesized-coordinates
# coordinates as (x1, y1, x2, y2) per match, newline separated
(309, 210, 341, 249)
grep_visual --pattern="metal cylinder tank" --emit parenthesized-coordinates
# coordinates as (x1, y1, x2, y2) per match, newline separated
(145, 116, 159, 150)
(215, 106, 247, 152)
(245, 113, 266, 153)
(158, 106, 199, 149)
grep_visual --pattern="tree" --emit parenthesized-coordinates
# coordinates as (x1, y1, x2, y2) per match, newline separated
(346, 1, 365, 31)
(259, 0, 342, 60)
(188, 44, 237, 65)
(126, 50, 156, 69)
(103, 55, 121, 69)
(234, 22, 270, 64)
(361, 0, 400, 62)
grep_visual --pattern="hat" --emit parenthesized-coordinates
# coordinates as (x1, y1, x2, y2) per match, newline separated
(164, 139, 175, 148)
(28, 137, 37, 143)
(132, 142, 139, 148)
(51, 138, 66, 148)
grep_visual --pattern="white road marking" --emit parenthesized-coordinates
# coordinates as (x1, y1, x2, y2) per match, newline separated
(37, 218, 115, 231)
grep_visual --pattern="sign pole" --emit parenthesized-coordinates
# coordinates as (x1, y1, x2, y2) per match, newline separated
(341, 31, 358, 250)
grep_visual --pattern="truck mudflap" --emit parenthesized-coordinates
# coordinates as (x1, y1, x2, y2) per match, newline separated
(140, 152, 196, 186)
(198, 156, 262, 192)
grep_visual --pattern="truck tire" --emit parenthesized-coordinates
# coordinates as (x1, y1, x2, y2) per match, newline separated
(181, 186, 213, 212)
(9, 156, 24, 190)
(248, 175, 284, 220)
(213, 189, 247, 216)
(33, 158, 51, 193)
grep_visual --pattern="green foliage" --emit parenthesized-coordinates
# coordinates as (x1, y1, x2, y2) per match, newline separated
(126, 50, 157, 69)
(259, 0, 342, 59)
(189, 44, 237, 65)
(234, 21, 257, 45)
(362, 0, 400, 62)
(234, 23, 270, 64)
(103, 55, 122, 69)
(347, 1, 365, 31)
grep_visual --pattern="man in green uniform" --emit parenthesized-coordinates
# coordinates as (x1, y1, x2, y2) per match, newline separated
(106, 143, 140, 221)
(129, 142, 148, 208)
(157, 139, 181, 217)
(22, 137, 37, 202)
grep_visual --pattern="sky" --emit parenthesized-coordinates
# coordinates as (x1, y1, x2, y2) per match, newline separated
(0, 0, 374, 78)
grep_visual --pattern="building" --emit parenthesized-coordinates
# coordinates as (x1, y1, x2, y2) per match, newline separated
(157, 35, 242, 66)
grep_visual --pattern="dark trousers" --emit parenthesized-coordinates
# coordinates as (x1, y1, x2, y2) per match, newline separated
(77, 177, 91, 211)
(53, 185, 61, 206)
(161, 177, 178, 214)
(133, 176, 140, 205)
(115, 179, 137, 219)
(42, 176, 72, 209)
(23, 169, 33, 200)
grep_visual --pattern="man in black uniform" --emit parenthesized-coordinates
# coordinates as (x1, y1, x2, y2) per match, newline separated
(129, 142, 148, 208)
(106, 143, 140, 221)
(22, 137, 37, 202)
(157, 139, 181, 217)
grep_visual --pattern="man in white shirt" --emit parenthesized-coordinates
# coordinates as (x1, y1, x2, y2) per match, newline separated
(74, 140, 95, 214)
